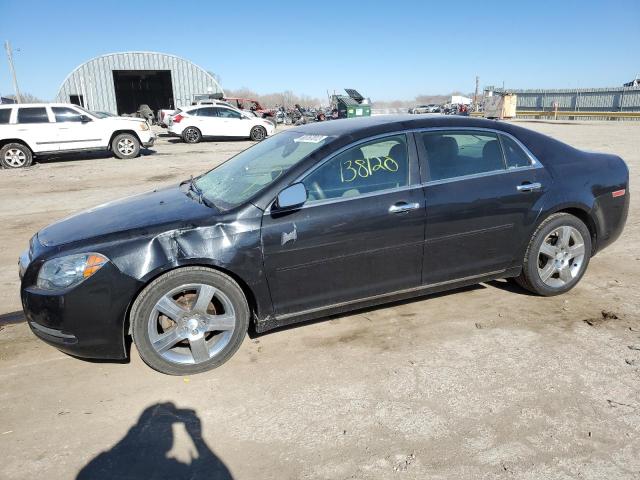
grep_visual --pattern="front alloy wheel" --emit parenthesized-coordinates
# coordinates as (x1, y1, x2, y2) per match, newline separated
(148, 284, 236, 365)
(112, 133, 140, 159)
(250, 126, 267, 141)
(131, 267, 249, 375)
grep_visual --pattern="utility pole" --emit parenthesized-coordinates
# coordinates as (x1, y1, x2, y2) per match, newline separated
(4, 41, 22, 103)
(474, 75, 479, 111)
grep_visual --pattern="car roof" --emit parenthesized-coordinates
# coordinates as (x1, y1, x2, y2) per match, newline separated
(185, 103, 242, 112)
(0, 102, 82, 108)
(288, 114, 507, 138)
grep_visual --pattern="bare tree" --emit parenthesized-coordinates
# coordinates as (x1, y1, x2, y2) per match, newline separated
(4, 92, 45, 103)
(223, 87, 323, 108)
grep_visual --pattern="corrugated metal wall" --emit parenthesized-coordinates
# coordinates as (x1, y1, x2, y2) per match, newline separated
(55, 52, 224, 113)
(490, 87, 640, 111)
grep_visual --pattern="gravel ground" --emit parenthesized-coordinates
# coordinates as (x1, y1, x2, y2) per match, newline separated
(0, 121, 639, 480)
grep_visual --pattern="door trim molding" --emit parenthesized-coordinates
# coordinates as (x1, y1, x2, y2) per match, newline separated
(274, 269, 506, 321)
(36, 138, 101, 145)
(426, 223, 514, 244)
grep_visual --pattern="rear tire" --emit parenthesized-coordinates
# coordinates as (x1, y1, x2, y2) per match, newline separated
(182, 127, 202, 144)
(131, 267, 249, 375)
(112, 133, 140, 159)
(515, 213, 591, 296)
(1, 143, 33, 168)
(250, 126, 267, 141)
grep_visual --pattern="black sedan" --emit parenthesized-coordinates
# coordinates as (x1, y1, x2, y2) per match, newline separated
(19, 116, 629, 375)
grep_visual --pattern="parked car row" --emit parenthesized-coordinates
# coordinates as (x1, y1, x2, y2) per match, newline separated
(0, 101, 276, 168)
(409, 103, 474, 115)
(409, 104, 441, 114)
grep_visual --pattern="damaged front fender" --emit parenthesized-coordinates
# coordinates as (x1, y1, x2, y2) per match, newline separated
(100, 203, 274, 324)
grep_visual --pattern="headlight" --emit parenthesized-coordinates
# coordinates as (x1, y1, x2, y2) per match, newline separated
(37, 253, 108, 290)
(139, 122, 150, 131)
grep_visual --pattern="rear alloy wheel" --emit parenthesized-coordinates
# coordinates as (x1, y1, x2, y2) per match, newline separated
(250, 126, 267, 141)
(516, 213, 591, 296)
(183, 127, 202, 144)
(1, 143, 33, 168)
(131, 267, 249, 375)
(112, 133, 140, 159)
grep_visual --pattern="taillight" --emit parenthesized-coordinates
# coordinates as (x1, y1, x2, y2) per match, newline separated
(173, 114, 183, 123)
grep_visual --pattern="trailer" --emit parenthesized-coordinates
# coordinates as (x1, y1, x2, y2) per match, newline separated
(483, 93, 517, 119)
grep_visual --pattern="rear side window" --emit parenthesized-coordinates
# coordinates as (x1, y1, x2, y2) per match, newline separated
(52, 107, 83, 122)
(420, 131, 505, 181)
(0, 109, 11, 124)
(500, 134, 531, 169)
(17, 107, 49, 124)
(195, 107, 217, 117)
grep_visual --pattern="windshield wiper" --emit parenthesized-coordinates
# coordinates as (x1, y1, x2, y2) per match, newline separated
(185, 176, 216, 209)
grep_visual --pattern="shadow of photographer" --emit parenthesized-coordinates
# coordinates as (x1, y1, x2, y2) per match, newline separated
(77, 402, 232, 480)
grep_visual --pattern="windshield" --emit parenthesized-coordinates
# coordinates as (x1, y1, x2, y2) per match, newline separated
(91, 111, 113, 118)
(195, 131, 332, 210)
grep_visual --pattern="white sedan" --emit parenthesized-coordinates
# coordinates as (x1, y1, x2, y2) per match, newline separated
(167, 105, 275, 143)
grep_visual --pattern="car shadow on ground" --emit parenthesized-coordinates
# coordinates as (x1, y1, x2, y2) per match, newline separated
(34, 148, 157, 165)
(166, 137, 250, 144)
(250, 283, 488, 338)
(251, 278, 537, 338)
(0, 311, 25, 326)
(76, 402, 232, 480)
(485, 278, 538, 296)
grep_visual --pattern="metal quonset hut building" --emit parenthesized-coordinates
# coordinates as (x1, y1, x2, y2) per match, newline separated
(55, 51, 224, 115)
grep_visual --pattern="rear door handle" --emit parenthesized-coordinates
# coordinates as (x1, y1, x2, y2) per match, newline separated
(517, 182, 542, 192)
(389, 202, 421, 214)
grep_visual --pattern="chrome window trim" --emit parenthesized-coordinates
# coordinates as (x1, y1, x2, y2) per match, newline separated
(284, 183, 422, 211)
(415, 127, 543, 186)
(264, 126, 545, 214)
(415, 126, 541, 166)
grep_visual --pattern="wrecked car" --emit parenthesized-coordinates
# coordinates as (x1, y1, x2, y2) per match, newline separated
(19, 116, 629, 375)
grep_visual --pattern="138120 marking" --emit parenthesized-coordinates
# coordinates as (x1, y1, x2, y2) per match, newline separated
(340, 156, 399, 183)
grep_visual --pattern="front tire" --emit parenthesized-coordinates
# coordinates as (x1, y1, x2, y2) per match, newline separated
(182, 127, 202, 144)
(1, 143, 33, 168)
(516, 213, 591, 296)
(112, 133, 140, 159)
(130, 267, 250, 375)
(250, 126, 267, 141)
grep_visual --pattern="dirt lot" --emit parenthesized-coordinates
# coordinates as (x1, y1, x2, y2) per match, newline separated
(1, 121, 639, 479)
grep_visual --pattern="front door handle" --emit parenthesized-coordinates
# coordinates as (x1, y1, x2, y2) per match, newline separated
(517, 182, 542, 192)
(389, 202, 421, 214)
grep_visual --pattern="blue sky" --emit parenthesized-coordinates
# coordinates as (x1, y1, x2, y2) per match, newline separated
(1, 0, 638, 101)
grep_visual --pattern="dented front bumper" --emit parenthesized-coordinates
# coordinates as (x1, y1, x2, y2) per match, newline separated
(21, 260, 142, 360)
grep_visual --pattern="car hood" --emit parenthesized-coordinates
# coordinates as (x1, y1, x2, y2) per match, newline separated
(38, 185, 214, 247)
(100, 116, 147, 125)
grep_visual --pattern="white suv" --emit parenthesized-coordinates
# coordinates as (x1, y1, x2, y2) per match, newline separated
(0, 103, 157, 168)
(167, 104, 275, 143)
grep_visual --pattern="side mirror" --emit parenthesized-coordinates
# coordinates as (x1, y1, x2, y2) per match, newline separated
(275, 183, 307, 210)
(80, 115, 91, 123)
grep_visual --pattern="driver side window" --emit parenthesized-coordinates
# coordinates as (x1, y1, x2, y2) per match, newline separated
(303, 135, 409, 202)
